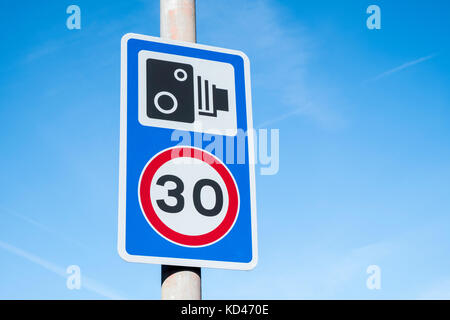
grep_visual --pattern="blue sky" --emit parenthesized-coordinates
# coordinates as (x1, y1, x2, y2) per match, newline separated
(1, 0, 450, 299)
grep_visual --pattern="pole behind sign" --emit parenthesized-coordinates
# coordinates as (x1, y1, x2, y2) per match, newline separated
(159, 0, 202, 300)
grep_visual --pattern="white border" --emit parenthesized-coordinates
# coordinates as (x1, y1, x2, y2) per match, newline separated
(118, 33, 258, 270)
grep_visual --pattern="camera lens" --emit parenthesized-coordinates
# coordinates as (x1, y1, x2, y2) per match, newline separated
(154, 91, 178, 114)
(174, 68, 188, 82)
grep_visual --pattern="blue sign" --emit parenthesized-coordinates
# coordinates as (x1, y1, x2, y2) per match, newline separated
(118, 33, 257, 270)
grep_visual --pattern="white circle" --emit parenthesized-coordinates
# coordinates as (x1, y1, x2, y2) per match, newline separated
(149, 157, 229, 236)
(153, 91, 178, 114)
(174, 68, 187, 81)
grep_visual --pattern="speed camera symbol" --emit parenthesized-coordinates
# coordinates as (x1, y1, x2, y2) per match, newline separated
(146, 58, 230, 124)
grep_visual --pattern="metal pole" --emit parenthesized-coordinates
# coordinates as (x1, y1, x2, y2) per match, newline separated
(161, 265, 201, 300)
(160, 0, 201, 300)
(160, 0, 196, 42)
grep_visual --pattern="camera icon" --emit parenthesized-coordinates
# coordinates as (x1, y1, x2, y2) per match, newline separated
(146, 58, 229, 124)
(138, 51, 237, 135)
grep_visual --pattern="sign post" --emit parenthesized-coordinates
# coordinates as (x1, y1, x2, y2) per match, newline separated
(160, 0, 200, 300)
(118, 0, 257, 300)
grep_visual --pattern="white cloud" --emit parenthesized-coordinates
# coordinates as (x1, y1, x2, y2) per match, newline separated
(290, 241, 393, 298)
(198, 0, 343, 129)
(418, 278, 450, 299)
(0, 240, 124, 299)
(1, 208, 88, 250)
(365, 53, 438, 83)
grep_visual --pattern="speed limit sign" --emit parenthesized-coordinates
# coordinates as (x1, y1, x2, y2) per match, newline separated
(118, 34, 257, 270)
(138, 146, 239, 247)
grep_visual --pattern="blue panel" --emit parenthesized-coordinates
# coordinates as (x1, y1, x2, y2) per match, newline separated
(124, 38, 253, 264)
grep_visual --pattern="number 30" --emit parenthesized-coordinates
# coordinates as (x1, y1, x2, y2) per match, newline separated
(156, 174, 224, 217)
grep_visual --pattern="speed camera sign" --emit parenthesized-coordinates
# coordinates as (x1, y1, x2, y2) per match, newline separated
(118, 33, 257, 270)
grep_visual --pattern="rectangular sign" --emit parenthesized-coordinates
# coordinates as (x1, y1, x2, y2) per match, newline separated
(118, 33, 257, 270)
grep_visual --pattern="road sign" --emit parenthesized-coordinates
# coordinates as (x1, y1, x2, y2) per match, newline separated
(118, 33, 257, 270)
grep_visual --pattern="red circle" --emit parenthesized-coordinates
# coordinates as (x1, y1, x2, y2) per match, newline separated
(138, 147, 239, 247)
